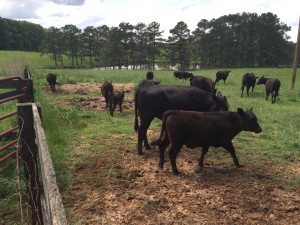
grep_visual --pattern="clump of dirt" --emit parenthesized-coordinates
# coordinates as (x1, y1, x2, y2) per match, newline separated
(47, 83, 300, 225)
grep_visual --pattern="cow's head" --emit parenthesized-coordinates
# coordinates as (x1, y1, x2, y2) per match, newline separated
(256, 76, 266, 85)
(237, 108, 262, 133)
(211, 92, 229, 111)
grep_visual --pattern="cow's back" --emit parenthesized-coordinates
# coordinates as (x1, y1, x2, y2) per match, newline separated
(138, 85, 216, 119)
(164, 110, 239, 147)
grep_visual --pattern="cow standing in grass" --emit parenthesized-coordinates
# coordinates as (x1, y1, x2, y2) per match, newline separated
(241, 73, 258, 97)
(101, 81, 113, 108)
(155, 108, 262, 175)
(190, 76, 215, 93)
(256, 76, 281, 103)
(47, 73, 59, 92)
(109, 91, 125, 117)
(215, 70, 231, 85)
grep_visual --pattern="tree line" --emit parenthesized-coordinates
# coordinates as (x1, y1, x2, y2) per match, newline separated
(0, 12, 297, 70)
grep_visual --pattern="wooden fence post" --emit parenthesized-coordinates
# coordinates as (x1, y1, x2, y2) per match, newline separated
(17, 103, 43, 225)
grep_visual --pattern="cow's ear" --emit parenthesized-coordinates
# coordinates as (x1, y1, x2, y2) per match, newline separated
(237, 108, 244, 116)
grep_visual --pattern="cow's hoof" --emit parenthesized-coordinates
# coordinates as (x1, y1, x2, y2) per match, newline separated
(194, 166, 204, 174)
(173, 170, 180, 175)
(138, 151, 143, 156)
(158, 162, 163, 169)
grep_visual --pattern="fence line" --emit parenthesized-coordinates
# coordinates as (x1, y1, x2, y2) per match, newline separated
(32, 103, 67, 225)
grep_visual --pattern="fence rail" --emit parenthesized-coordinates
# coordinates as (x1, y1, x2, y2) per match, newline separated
(1, 70, 67, 224)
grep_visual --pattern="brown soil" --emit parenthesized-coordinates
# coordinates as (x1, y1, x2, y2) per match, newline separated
(48, 83, 300, 225)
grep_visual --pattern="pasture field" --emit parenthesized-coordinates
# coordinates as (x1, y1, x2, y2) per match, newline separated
(0, 51, 300, 224)
(35, 67, 300, 224)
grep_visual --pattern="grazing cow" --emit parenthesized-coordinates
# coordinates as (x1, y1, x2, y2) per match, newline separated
(215, 70, 231, 85)
(189, 76, 215, 93)
(256, 76, 281, 103)
(174, 71, 193, 80)
(47, 73, 59, 92)
(241, 73, 258, 97)
(101, 81, 114, 108)
(146, 71, 154, 80)
(156, 108, 262, 175)
(109, 91, 125, 117)
(134, 85, 229, 155)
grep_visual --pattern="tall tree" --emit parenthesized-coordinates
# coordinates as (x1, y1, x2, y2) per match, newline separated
(147, 21, 164, 70)
(40, 26, 64, 67)
(168, 21, 191, 70)
(61, 24, 81, 68)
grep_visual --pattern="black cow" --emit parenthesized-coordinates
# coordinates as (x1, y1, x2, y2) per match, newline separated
(174, 71, 193, 80)
(109, 91, 125, 117)
(156, 108, 262, 175)
(256, 76, 281, 103)
(47, 73, 59, 92)
(215, 70, 231, 85)
(146, 71, 154, 80)
(101, 81, 114, 108)
(134, 85, 229, 155)
(241, 73, 258, 97)
(189, 76, 215, 93)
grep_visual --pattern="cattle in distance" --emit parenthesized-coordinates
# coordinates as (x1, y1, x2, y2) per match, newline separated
(47, 73, 59, 92)
(256, 76, 281, 103)
(215, 70, 231, 85)
(241, 73, 258, 97)
(101, 81, 114, 109)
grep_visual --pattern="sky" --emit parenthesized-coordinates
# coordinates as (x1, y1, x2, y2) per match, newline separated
(0, 0, 299, 42)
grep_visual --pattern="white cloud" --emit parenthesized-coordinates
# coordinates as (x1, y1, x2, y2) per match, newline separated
(0, 0, 299, 42)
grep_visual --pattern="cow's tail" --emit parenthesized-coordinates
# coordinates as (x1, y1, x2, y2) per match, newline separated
(151, 110, 174, 146)
(134, 89, 139, 132)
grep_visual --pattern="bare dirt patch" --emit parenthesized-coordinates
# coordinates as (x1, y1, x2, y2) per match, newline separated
(49, 83, 300, 225)
(46, 82, 135, 111)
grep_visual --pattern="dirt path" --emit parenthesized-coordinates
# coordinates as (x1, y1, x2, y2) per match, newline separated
(48, 83, 300, 225)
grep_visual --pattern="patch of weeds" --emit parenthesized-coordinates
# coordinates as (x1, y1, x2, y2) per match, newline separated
(77, 191, 87, 200)
(107, 166, 126, 179)
(274, 175, 300, 191)
(145, 198, 158, 207)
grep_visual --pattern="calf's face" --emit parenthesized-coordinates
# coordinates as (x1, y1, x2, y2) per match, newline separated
(238, 108, 262, 133)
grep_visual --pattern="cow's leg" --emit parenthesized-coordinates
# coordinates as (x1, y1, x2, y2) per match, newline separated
(198, 146, 209, 168)
(158, 136, 170, 169)
(194, 147, 209, 173)
(266, 90, 270, 101)
(169, 143, 183, 175)
(119, 103, 122, 112)
(241, 86, 244, 97)
(246, 86, 250, 96)
(224, 142, 242, 168)
(251, 86, 254, 92)
(271, 92, 275, 104)
(137, 119, 152, 155)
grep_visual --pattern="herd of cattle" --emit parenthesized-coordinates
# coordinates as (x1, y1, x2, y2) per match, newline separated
(47, 70, 281, 174)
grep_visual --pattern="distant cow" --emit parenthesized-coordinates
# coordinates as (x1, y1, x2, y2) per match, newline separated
(215, 70, 231, 85)
(47, 73, 59, 92)
(174, 71, 193, 80)
(101, 81, 114, 108)
(256, 76, 281, 103)
(134, 85, 229, 155)
(156, 108, 262, 175)
(146, 71, 154, 80)
(109, 91, 125, 117)
(241, 73, 258, 97)
(190, 76, 215, 93)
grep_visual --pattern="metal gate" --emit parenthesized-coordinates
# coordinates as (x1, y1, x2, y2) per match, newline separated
(0, 76, 29, 163)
